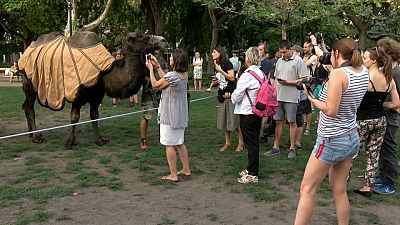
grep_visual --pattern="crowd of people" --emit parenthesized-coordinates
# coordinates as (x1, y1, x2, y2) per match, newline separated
(122, 34, 400, 224)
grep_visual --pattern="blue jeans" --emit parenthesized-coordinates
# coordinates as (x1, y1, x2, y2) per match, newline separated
(312, 132, 359, 165)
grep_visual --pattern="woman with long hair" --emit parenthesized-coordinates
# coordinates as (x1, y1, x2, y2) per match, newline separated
(145, 49, 191, 182)
(211, 47, 244, 153)
(352, 47, 399, 197)
(294, 38, 369, 225)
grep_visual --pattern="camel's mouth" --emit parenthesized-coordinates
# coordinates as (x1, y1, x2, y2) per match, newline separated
(152, 35, 169, 52)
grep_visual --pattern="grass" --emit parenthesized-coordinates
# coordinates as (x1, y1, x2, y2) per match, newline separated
(0, 87, 400, 224)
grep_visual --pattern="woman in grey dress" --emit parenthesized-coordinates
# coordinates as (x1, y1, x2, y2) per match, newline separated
(146, 49, 191, 182)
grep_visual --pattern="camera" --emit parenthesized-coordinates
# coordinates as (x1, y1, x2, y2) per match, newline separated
(319, 52, 332, 65)
(296, 77, 318, 93)
(308, 32, 323, 45)
(145, 54, 152, 61)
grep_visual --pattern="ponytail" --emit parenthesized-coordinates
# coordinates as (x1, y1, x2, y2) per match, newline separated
(350, 49, 363, 68)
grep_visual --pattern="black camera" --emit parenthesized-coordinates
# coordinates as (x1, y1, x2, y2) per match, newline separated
(296, 77, 318, 93)
(319, 52, 332, 65)
(308, 32, 323, 44)
(146, 54, 152, 61)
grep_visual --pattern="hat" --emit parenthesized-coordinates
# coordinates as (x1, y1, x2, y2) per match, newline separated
(291, 45, 303, 54)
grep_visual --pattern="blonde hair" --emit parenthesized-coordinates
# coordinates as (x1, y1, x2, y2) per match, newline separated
(245, 47, 261, 66)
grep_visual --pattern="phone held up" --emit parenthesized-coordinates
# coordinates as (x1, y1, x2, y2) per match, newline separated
(146, 54, 152, 61)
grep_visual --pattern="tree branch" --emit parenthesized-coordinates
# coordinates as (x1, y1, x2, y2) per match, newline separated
(80, 0, 114, 31)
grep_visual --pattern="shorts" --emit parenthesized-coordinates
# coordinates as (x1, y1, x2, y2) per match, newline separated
(299, 99, 312, 115)
(141, 101, 157, 120)
(311, 131, 359, 165)
(194, 67, 203, 79)
(273, 101, 298, 123)
(296, 113, 303, 127)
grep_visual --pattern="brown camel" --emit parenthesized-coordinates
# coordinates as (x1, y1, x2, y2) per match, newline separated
(19, 31, 168, 149)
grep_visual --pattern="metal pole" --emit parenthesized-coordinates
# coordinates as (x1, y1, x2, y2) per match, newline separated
(67, 0, 72, 36)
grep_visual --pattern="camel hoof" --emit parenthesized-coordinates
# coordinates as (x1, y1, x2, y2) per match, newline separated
(66, 139, 78, 149)
(32, 133, 44, 143)
(95, 138, 109, 146)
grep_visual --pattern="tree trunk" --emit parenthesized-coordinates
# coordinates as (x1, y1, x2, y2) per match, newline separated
(281, 22, 287, 40)
(344, 8, 372, 50)
(80, 0, 114, 31)
(144, 0, 165, 35)
(206, 6, 228, 73)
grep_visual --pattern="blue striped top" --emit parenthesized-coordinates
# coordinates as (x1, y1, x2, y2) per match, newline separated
(317, 67, 369, 137)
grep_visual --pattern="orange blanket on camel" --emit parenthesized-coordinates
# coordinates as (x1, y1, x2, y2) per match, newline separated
(19, 33, 115, 110)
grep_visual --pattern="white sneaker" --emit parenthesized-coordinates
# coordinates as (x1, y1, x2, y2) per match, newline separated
(207, 88, 211, 92)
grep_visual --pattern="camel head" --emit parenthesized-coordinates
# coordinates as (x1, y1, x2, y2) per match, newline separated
(120, 31, 168, 56)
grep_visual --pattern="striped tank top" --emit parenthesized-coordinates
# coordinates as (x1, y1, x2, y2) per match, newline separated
(317, 66, 369, 137)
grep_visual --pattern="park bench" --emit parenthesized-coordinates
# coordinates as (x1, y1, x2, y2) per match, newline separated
(0, 67, 21, 82)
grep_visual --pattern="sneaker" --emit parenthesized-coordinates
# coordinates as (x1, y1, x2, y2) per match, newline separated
(373, 178, 384, 187)
(288, 149, 296, 158)
(264, 148, 280, 156)
(296, 143, 302, 150)
(372, 185, 395, 195)
(237, 174, 259, 184)
(206, 88, 211, 92)
(239, 169, 248, 177)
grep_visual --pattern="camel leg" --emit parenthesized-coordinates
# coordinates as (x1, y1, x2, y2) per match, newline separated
(90, 103, 109, 146)
(22, 76, 44, 143)
(66, 104, 80, 149)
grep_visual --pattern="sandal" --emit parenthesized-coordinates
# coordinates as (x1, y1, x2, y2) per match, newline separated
(177, 170, 191, 176)
(235, 146, 244, 153)
(161, 175, 179, 182)
(303, 128, 310, 136)
(140, 138, 148, 150)
(219, 144, 231, 152)
(237, 174, 259, 184)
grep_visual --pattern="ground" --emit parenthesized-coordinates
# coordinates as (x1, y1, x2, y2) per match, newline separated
(0, 79, 399, 225)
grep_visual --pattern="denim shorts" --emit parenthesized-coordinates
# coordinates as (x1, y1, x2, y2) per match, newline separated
(311, 132, 359, 165)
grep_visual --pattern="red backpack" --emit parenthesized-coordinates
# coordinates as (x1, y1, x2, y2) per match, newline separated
(245, 70, 278, 117)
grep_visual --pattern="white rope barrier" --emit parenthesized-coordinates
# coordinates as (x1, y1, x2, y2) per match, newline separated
(0, 95, 215, 141)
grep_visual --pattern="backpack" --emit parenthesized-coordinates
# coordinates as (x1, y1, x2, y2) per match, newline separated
(245, 70, 278, 117)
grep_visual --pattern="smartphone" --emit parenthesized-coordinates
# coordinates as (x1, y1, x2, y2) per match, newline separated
(276, 78, 283, 81)
(146, 54, 152, 61)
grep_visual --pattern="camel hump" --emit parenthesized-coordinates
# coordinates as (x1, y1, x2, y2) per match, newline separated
(30, 32, 63, 47)
(66, 31, 101, 48)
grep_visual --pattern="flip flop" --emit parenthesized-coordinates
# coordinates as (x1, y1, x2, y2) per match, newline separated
(161, 176, 179, 182)
(177, 170, 191, 176)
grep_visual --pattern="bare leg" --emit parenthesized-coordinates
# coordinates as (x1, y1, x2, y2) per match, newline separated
(194, 79, 197, 90)
(199, 80, 202, 90)
(66, 105, 80, 149)
(176, 144, 191, 175)
(90, 103, 109, 146)
(294, 155, 330, 225)
(236, 127, 244, 150)
(289, 121, 298, 150)
(329, 159, 352, 225)
(220, 131, 231, 151)
(305, 113, 312, 131)
(273, 120, 283, 150)
(163, 146, 179, 181)
(296, 126, 303, 146)
(139, 118, 149, 150)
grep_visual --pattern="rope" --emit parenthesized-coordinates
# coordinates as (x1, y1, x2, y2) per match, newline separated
(0, 95, 215, 140)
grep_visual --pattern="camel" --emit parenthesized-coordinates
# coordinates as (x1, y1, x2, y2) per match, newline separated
(19, 31, 168, 149)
